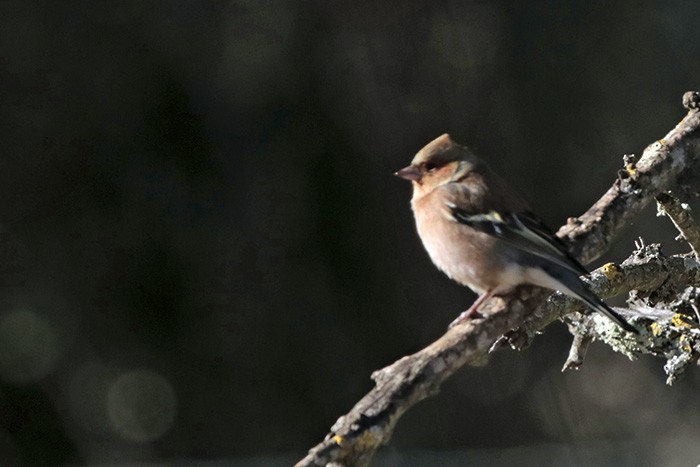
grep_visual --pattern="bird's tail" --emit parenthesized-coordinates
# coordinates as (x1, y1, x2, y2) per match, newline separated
(569, 287, 638, 334)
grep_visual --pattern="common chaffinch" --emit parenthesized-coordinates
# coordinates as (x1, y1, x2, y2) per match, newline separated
(395, 134, 636, 333)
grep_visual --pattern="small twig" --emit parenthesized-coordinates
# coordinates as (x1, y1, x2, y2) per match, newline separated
(656, 192, 700, 260)
(562, 321, 593, 371)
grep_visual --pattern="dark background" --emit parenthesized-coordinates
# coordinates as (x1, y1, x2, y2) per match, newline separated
(1, 1, 700, 465)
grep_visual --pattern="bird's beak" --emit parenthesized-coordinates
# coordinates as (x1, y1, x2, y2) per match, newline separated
(394, 165, 421, 181)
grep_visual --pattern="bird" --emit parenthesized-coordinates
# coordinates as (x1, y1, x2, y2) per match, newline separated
(395, 133, 637, 333)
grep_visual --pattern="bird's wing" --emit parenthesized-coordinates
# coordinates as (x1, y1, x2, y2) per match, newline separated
(444, 202, 588, 277)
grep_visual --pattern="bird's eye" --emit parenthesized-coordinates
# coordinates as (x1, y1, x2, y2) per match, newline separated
(424, 162, 437, 172)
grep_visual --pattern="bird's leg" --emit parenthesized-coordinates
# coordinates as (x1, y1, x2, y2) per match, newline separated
(449, 290, 494, 328)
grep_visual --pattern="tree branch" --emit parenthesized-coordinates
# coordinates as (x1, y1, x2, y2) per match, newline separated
(656, 192, 700, 260)
(558, 91, 700, 264)
(296, 91, 700, 467)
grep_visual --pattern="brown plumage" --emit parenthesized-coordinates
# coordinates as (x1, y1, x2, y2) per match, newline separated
(396, 134, 636, 333)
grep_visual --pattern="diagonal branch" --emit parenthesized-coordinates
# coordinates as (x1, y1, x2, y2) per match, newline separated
(558, 91, 700, 264)
(295, 92, 700, 467)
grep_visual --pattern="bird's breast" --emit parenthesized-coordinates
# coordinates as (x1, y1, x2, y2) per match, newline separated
(412, 194, 517, 294)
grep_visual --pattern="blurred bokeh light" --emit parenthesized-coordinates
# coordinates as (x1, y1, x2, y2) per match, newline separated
(0, 309, 61, 384)
(107, 369, 177, 443)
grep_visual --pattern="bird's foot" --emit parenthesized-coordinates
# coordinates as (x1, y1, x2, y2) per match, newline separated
(448, 309, 485, 328)
(448, 290, 493, 329)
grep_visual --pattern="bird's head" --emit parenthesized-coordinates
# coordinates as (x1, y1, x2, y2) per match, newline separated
(395, 134, 480, 197)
